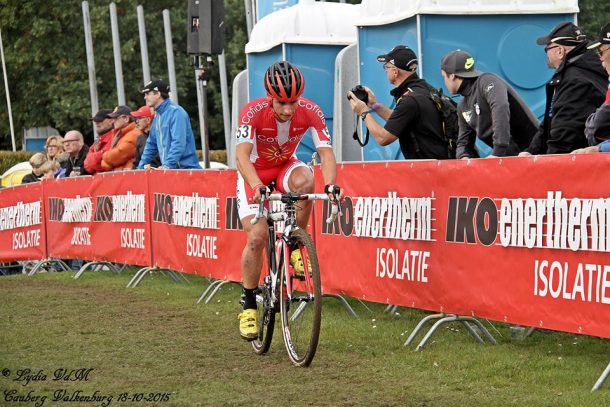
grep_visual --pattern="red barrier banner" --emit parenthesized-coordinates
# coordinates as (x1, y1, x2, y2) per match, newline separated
(0, 183, 46, 261)
(44, 172, 152, 267)
(314, 154, 610, 338)
(148, 169, 244, 281)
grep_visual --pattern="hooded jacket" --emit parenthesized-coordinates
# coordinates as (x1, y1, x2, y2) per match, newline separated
(455, 73, 538, 158)
(526, 42, 608, 154)
(137, 98, 200, 169)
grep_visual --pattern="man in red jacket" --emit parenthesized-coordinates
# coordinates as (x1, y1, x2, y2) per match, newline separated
(84, 109, 115, 174)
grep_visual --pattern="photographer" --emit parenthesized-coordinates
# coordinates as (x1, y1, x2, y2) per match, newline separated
(348, 45, 450, 160)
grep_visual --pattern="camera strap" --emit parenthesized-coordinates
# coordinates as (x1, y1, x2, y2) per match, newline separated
(352, 115, 370, 147)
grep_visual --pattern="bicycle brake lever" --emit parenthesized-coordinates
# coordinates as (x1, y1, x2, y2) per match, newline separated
(325, 202, 339, 224)
(251, 193, 267, 225)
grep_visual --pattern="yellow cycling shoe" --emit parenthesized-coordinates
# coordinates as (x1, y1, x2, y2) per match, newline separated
(238, 309, 258, 341)
(290, 248, 312, 277)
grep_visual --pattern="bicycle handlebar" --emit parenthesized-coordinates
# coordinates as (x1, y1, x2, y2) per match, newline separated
(250, 190, 343, 225)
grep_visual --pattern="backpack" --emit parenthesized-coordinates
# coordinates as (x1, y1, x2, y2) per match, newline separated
(408, 86, 459, 159)
(427, 88, 459, 159)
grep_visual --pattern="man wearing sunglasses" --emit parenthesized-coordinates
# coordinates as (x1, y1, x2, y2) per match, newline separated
(572, 23, 610, 154)
(520, 22, 607, 156)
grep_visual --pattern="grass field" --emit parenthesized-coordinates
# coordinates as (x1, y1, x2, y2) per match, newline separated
(1, 269, 610, 406)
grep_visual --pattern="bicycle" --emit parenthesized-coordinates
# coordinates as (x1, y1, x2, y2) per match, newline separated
(249, 183, 341, 367)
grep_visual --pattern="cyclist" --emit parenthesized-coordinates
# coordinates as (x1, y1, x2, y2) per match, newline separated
(235, 61, 341, 341)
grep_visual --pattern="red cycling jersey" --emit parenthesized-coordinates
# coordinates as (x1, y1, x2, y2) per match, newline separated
(235, 97, 332, 169)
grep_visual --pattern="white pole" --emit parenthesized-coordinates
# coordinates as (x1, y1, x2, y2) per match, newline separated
(163, 9, 178, 103)
(82, 1, 99, 140)
(218, 51, 231, 153)
(137, 5, 151, 85)
(110, 2, 126, 105)
(0, 28, 16, 151)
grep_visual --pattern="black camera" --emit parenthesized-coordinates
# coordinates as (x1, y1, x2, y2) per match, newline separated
(347, 85, 369, 104)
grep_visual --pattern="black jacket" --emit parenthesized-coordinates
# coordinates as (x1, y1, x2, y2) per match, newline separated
(133, 133, 161, 169)
(456, 73, 538, 158)
(21, 172, 41, 184)
(65, 144, 90, 177)
(383, 74, 450, 160)
(585, 89, 610, 145)
(526, 42, 608, 154)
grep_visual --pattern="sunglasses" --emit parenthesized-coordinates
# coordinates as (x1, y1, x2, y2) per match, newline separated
(544, 44, 561, 53)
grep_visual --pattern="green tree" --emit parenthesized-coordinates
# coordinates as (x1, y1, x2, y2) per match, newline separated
(0, 0, 245, 150)
(578, 0, 610, 41)
(0, 0, 606, 153)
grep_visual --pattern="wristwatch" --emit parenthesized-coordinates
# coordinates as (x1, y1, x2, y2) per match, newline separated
(360, 110, 370, 120)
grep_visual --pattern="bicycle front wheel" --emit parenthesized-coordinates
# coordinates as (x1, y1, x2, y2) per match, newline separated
(279, 228, 321, 367)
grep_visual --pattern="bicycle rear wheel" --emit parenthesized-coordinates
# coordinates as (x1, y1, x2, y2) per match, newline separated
(251, 284, 275, 354)
(279, 228, 321, 367)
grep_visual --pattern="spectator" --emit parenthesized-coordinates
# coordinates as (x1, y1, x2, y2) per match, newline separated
(22, 153, 47, 183)
(101, 106, 141, 171)
(39, 160, 60, 180)
(137, 80, 201, 169)
(348, 45, 451, 159)
(441, 50, 538, 158)
(84, 109, 115, 174)
(62, 130, 90, 177)
(44, 135, 64, 162)
(520, 22, 607, 155)
(573, 23, 610, 154)
(55, 153, 69, 178)
(130, 106, 160, 169)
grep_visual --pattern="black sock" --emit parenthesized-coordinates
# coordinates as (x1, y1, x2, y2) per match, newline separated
(243, 288, 257, 310)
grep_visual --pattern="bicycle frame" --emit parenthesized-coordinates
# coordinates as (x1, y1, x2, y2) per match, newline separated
(263, 198, 310, 307)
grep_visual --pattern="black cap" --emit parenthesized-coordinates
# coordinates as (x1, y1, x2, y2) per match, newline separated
(90, 109, 112, 122)
(107, 105, 132, 118)
(441, 50, 482, 78)
(377, 45, 418, 71)
(536, 22, 586, 46)
(141, 79, 169, 94)
(588, 23, 610, 49)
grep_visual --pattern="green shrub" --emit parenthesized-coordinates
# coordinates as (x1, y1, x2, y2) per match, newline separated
(0, 151, 35, 175)
(198, 149, 228, 164)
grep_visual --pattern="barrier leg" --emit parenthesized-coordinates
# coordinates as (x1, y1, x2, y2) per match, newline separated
(126, 267, 150, 288)
(74, 261, 119, 279)
(415, 315, 460, 351)
(28, 259, 70, 277)
(414, 315, 496, 351)
(384, 304, 399, 314)
(290, 301, 308, 321)
(404, 313, 446, 346)
(592, 362, 610, 392)
(56, 260, 71, 272)
(196, 280, 222, 304)
(323, 294, 357, 318)
(356, 299, 373, 313)
(461, 321, 484, 344)
(204, 280, 237, 303)
(167, 269, 189, 284)
(127, 267, 184, 288)
(465, 317, 498, 345)
(27, 261, 46, 276)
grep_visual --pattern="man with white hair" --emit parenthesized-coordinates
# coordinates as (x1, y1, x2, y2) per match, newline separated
(62, 130, 89, 177)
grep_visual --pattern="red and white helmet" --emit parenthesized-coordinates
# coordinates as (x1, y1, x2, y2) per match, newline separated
(264, 61, 305, 102)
